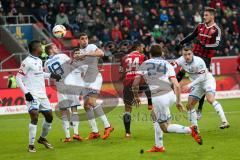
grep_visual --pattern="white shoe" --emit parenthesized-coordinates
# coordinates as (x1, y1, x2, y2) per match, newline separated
(219, 122, 230, 129)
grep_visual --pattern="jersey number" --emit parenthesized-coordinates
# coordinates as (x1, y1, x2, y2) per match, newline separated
(125, 57, 139, 72)
(146, 62, 167, 76)
(48, 62, 64, 75)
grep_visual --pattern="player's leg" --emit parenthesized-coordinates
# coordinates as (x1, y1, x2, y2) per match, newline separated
(26, 99, 41, 153)
(147, 110, 164, 153)
(197, 57, 211, 117)
(186, 96, 199, 127)
(37, 98, 53, 149)
(197, 95, 205, 120)
(61, 108, 72, 142)
(90, 94, 113, 139)
(84, 94, 100, 140)
(70, 94, 84, 141)
(71, 106, 84, 140)
(206, 92, 230, 129)
(123, 86, 133, 137)
(28, 109, 39, 152)
(187, 86, 203, 127)
(140, 84, 153, 110)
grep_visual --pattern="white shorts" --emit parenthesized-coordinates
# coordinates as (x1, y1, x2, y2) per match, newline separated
(57, 92, 80, 110)
(189, 78, 216, 100)
(83, 73, 103, 97)
(26, 97, 51, 112)
(152, 91, 176, 123)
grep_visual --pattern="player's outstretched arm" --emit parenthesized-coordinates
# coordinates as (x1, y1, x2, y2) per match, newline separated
(180, 26, 198, 45)
(170, 77, 185, 112)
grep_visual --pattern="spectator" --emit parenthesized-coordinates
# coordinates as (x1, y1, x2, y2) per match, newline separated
(122, 26, 131, 40)
(151, 25, 162, 39)
(56, 12, 70, 28)
(194, 12, 202, 23)
(133, 15, 143, 30)
(7, 72, 17, 88)
(121, 16, 131, 30)
(44, 11, 55, 31)
(160, 10, 169, 24)
(101, 28, 111, 43)
(111, 25, 123, 42)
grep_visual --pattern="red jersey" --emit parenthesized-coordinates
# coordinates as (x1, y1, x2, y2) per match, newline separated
(181, 23, 221, 58)
(193, 23, 221, 58)
(121, 51, 146, 86)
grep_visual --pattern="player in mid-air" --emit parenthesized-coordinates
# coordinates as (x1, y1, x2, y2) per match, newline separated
(44, 43, 84, 142)
(174, 47, 229, 129)
(120, 41, 153, 138)
(74, 33, 114, 139)
(177, 7, 221, 119)
(133, 44, 202, 153)
(16, 40, 61, 152)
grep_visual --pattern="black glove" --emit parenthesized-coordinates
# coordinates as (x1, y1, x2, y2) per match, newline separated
(25, 92, 34, 102)
(50, 73, 62, 81)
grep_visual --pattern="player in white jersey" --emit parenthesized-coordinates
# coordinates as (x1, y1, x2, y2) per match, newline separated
(133, 44, 202, 153)
(74, 33, 114, 140)
(44, 44, 84, 142)
(16, 40, 61, 153)
(174, 47, 230, 129)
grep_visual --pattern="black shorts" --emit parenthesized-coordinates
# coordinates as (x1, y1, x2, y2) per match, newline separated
(123, 84, 150, 106)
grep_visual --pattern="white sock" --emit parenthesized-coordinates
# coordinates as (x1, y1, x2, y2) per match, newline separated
(86, 108, 99, 133)
(154, 122, 163, 148)
(88, 119, 98, 133)
(212, 101, 228, 123)
(94, 104, 111, 128)
(29, 123, 37, 145)
(167, 124, 191, 134)
(62, 120, 70, 138)
(99, 115, 111, 128)
(41, 120, 52, 138)
(188, 109, 198, 126)
(71, 112, 79, 135)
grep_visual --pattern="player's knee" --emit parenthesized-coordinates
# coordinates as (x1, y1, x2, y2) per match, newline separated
(45, 114, 53, 123)
(31, 118, 38, 125)
(160, 124, 168, 133)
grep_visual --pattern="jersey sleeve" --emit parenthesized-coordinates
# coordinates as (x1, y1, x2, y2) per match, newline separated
(197, 57, 207, 73)
(175, 56, 184, 67)
(166, 63, 176, 78)
(18, 60, 30, 76)
(88, 44, 98, 52)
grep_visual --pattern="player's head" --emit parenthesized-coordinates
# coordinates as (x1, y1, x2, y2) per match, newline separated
(79, 33, 88, 48)
(28, 40, 41, 56)
(45, 43, 59, 56)
(204, 7, 215, 24)
(149, 44, 163, 58)
(182, 47, 194, 63)
(132, 41, 144, 53)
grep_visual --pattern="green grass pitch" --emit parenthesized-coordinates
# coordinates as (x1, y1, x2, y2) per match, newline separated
(0, 98, 240, 160)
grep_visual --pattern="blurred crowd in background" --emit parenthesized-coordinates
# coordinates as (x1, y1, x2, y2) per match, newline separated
(0, 0, 239, 60)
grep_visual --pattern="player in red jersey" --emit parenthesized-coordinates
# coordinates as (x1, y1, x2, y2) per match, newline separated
(121, 41, 153, 138)
(177, 7, 221, 119)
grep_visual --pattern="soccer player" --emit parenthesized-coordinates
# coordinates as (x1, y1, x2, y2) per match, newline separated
(177, 7, 221, 119)
(175, 47, 230, 129)
(74, 33, 114, 140)
(16, 40, 61, 152)
(120, 41, 153, 138)
(133, 44, 202, 153)
(44, 44, 84, 142)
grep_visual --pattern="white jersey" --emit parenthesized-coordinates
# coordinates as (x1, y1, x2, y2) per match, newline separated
(175, 56, 213, 81)
(139, 58, 176, 93)
(44, 53, 71, 82)
(77, 44, 101, 83)
(17, 54, 49, 98)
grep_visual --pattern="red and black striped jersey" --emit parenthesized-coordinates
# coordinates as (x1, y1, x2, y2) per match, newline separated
(181, 23, 221, 58)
